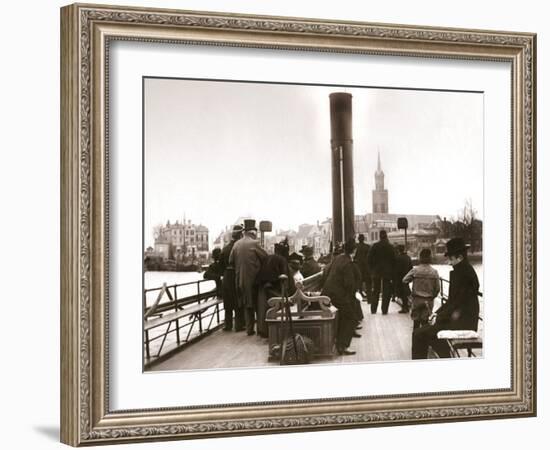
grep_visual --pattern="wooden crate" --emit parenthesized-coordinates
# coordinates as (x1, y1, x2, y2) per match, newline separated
(265, 289, 338, 360)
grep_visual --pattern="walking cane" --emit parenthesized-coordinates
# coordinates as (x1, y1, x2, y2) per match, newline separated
(278, 274, 299, 364)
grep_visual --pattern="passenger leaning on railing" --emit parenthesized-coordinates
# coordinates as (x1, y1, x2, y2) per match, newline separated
(411, 238, 480, 359)
(203, 247, 223, 297)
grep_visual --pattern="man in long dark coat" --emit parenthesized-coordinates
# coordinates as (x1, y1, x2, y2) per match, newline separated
(354, 234, 371, 301)
(229, 220, 268, 335)
(218, 225, 244, 331)
(367, 230, 396, 314)
(394, 244, 413, 313)
(411, 237, 480, 359)
(322, 239, 360, 355)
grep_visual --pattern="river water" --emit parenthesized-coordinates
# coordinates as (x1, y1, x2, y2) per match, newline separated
(144, 263, 483, 307)
(144, 271, 215, 307)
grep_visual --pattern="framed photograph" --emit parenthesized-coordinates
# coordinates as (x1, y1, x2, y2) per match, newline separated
(60, 3, 536, 446)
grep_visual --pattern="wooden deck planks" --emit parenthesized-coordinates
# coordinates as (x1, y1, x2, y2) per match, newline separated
(150, 300, 415, 372)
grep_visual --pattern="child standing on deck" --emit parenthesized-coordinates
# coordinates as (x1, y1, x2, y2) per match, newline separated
(402, 248, 440, 329)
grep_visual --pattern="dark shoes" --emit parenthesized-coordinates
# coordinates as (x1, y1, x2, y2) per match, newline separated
(352, 332, 362, 338)
(246, 330, 255, 336)
(337, 347, 356, 356)
(398, 308, 409, 314)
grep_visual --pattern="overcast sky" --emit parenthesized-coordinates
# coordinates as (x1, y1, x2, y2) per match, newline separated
(144, 78, 483, 248)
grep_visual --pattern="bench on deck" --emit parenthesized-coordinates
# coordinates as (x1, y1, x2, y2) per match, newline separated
(265, 288, 338, 360)
(436, 330, 483, 358)
(144, 296, 223, 360)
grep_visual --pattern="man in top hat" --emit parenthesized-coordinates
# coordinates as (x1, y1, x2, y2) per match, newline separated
(229, 219, 268, 335)
(300, 245, 321, 279)
(411, 237, 480, 359)
(218, 224, 244, 331)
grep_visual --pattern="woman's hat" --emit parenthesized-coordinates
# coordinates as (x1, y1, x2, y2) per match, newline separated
(444, 237, 470, 257)
(288, 252, 303, 263)
(231, 224, 244, 238)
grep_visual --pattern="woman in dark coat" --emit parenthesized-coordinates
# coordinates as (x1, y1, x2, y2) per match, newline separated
(411, 238, 480, 359)
(256, 243, 289, 337)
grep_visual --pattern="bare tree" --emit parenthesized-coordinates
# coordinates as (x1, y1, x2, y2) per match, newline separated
(456, 198, 482, 252)
(458, 198, 477, 226)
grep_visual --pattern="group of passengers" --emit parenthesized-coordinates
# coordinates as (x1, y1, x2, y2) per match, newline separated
(205, 219, 480, 359)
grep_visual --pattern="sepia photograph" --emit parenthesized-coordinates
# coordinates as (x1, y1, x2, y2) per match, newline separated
(59, 3, 536, 445)
(142, 77, 484, 371)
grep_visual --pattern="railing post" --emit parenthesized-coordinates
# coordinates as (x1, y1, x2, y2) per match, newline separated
(174, 286, 181, 346)
(143, 289, 147, 319)
(145, 330, 150, 360)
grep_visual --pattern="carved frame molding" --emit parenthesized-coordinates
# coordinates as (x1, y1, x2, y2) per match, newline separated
(61, 3, 536, 446)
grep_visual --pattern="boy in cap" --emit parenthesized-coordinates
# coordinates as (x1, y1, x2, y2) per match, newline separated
(403, 248, 440, 329)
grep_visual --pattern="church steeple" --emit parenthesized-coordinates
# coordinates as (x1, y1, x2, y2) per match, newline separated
(375, 151, 385, 190)
(372, 151, 388, 214)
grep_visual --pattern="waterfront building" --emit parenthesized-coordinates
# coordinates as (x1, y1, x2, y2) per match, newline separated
(154, 219, 209, 261)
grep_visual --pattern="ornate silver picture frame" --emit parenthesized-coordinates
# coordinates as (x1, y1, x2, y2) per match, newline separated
(60, 3, 536, 446)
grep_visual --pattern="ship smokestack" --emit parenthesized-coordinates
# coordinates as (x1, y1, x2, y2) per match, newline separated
(329, 92, 355, 245)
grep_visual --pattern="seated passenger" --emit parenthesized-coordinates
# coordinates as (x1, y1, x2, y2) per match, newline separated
(411, 238, 480, 359)
(300, 246, 321, 278)
(256, 243, 289, 338)
(288, 252, 304, 295)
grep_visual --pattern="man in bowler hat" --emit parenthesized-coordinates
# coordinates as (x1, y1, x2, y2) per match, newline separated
(229, 219, 268, 335)
(322, 239, 361, 355)
(218, 224, 244, 331)
(411, 237, 480, 359)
